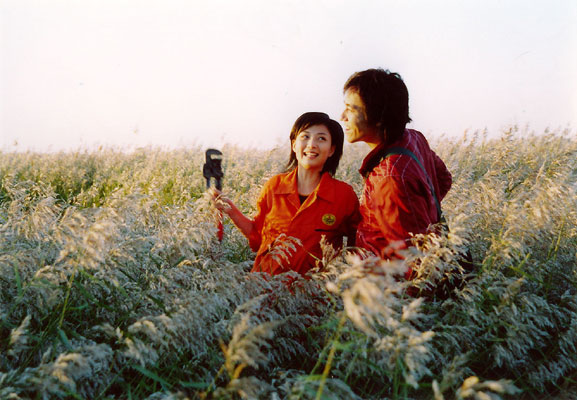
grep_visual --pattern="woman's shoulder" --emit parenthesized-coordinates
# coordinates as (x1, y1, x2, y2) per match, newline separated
(324, 174, 358, 197)
(260, 170, 295, 192)
(269, 170, 295, 184)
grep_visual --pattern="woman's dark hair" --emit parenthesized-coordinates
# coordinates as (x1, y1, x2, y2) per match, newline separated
(285, 112, 344, 176)
(343, 68, 412, 144)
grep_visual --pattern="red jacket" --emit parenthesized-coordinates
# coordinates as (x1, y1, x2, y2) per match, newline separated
(356, 129, 452, 259)
(248, 169, 360, 275)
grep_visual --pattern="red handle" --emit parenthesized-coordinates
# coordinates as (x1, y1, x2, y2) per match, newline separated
(217, 210, 224, 242)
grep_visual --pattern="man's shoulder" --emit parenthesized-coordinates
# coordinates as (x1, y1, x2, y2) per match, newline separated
(400, 129, 431, 149)
(373, 129, 434, 172)
(373, 153, 413, 175)
(370, 152, 423, 183)
(403, 129, 436, 156)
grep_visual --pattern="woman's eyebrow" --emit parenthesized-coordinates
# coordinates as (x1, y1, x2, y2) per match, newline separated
(301, 130, 329, 136)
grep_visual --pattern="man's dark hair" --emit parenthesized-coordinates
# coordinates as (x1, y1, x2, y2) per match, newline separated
(285, 112, 344, 176)
(344, 68, 412, 144)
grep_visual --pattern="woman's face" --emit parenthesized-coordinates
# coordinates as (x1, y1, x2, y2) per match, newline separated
(292, 124, 335, 172)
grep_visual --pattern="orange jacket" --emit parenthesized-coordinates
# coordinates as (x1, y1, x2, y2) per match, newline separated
(248, 169, 360, 275)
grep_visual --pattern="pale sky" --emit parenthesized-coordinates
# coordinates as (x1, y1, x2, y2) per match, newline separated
(1, 0, 576, 152)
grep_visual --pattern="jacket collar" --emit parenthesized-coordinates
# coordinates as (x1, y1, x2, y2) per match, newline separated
(274, 168, 336, 203)
(359, 130, 410, 178)
(359, 142, 387, 178)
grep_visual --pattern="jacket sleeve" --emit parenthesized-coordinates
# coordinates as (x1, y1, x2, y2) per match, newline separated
(247, 180, 271, 252)
(432, 151, 452, 201)
(371, 172, 432, 256)
(344, 187, 361, 247)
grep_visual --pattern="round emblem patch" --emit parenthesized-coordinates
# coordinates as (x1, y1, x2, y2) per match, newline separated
(322, 213, 336, 226)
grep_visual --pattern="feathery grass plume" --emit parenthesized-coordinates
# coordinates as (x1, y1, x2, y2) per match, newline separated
(0, 370, 27, 399)
(211, 376, 274, 399)
(145, 391, 191, 400)
(0, 251, 51, 319)
(335, 254, 410, 336)
(201, 296, 280, 399)
(1, 179, 62, 242)
(7, 315, 31, 359)
(284, 374, 363, 400)
(116, 292, 231, 367)
(224, 270, 333, 369)
(309, 235, 341, 273)
(266, 234, 303, 268)
(46, 344, 114, 396)
(0, 343, 114, 399)
(437, 129, 577, 264)
(406, 214, 473, 298)
(214, 314, 279, 399)
(1, 129, 576, 398)
(217, 313, 278, 393)
(431, 353, 475, 398)
(429, 268, 577, 392)
(323, 253, 436, 394)
(526, 291, 577, 386)
(95, 283, 232, 369)
(52, 205, 121, 271)
(455, 376, 522, 399)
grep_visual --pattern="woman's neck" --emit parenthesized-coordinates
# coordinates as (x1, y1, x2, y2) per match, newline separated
(296, 167, 322, 196)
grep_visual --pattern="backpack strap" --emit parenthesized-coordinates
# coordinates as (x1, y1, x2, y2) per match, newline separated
(378, 147, 444, 223)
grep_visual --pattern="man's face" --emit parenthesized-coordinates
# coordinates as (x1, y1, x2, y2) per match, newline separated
(341, 89, 380, 147)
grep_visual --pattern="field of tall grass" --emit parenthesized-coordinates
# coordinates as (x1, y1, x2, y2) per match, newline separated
(1, 127, 576, 399)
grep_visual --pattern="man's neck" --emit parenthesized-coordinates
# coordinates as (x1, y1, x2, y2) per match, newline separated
(366, 140, 382, 150)
(364, 127, 384, 150)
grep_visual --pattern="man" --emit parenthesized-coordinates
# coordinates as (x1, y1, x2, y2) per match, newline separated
(341, 68, 452, 260)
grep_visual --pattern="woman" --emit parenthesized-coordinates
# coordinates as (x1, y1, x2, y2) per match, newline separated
(211, 112, 360, 276)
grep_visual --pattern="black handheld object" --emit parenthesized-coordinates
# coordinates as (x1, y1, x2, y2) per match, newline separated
(202, 149, 223, 190)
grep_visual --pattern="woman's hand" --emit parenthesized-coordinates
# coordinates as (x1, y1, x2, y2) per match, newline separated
(208, 187, 255, 240)
(208, 187, 233, 214)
